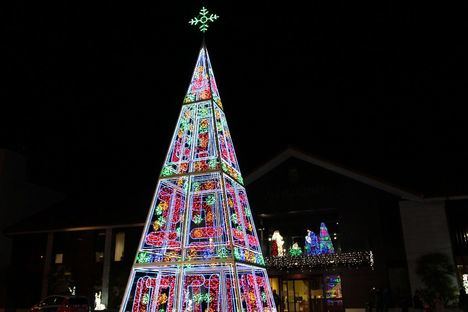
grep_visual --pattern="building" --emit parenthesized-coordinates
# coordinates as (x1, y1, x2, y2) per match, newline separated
(0, 150, 62, 312)
(246, 148, 419, 312)
(4, 148, 466, 311)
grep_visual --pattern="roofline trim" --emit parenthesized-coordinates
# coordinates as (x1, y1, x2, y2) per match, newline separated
(245, 148, 422, 201)
(424, 195, 468, 201)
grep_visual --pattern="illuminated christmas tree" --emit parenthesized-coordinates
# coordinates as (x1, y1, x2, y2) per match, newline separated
(289, 243, 303, 257)
(319, 222, 335, 254)
(120, 7, 276, 312)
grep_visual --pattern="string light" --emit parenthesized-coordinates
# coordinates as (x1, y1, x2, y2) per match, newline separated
(265, 251, 374, 271)
(463, 274, 468, 295)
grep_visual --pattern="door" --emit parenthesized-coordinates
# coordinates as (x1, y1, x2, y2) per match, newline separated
(309, 276, 324, 312)
(282, 280, 310, 312)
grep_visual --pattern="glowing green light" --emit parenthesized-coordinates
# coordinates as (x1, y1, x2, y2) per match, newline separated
(189, 7, 219, 33)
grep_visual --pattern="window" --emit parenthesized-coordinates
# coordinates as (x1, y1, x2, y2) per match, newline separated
(114, 232, 125, 261)
(54, 253, 63, 264)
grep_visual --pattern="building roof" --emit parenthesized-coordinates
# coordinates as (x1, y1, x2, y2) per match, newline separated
(6, 147, 461, 235)
(3, 191, 147, 235)
(245, 147, 423, 201)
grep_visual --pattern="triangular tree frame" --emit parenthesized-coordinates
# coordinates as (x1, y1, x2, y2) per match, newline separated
(120, 43, 277, 312)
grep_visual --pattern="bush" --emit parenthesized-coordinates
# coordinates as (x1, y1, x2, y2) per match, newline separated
(416, 252, 457, 304)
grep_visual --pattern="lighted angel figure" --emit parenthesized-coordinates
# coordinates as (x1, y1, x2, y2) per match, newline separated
(271, 230, 285, 257)
(305, 229, 320, 256)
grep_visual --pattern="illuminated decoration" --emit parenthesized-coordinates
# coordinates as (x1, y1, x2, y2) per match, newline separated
(94, 291, 106, 311)
(120, 14, 276, 310)
(305, 230, 320, 256)
(271, 231, 285, 257)
(69, 286, 76, 296)
(463, 274, 468, 295)
(270, 238, 278, 257)
(325, 275, 343, 299)
(289, 243, 303, 257)
(265, 251, 374, 271)
(189, 7, 219, 33)
(319, 222, 335, 254)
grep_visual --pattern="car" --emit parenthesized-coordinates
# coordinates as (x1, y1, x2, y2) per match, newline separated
(30, 295, 90, 312)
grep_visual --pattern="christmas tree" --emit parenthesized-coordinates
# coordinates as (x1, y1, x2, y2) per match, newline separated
(319, 222, 335, 254)
(120, 7, 276, 312)
(289, 243, 303, 257)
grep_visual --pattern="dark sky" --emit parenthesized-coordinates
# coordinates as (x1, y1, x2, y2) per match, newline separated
(1, 0, 466, 202)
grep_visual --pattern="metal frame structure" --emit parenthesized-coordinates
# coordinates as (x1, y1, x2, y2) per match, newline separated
(120, 43, 276, 312)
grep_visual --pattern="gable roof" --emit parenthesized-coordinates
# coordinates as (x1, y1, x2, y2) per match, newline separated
(245, 148, 422, 201)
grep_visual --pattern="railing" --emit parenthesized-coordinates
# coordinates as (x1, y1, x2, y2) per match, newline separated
(265, 251, 374, 270)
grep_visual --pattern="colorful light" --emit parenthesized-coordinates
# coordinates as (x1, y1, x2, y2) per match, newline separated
(325, 275, 343, 299)
(271, 231, 284, 257)
(319, 222, 335, 254)
(305, 229, 320, 256)
(289, 243, 303, 257)
(120, 42, 276, 311)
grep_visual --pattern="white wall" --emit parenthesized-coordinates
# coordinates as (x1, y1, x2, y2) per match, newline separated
(399, 199, 458, 294)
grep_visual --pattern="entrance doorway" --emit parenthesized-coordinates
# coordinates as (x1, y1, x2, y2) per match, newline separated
(270, 275, 343, 312)
(283, 279, 309, 312)
(281, 277, 325, 312)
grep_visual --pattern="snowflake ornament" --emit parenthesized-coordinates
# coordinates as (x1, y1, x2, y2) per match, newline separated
(189, 7, 219, 33)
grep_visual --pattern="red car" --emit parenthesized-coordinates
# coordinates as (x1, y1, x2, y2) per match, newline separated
(30, 295, 90, 312)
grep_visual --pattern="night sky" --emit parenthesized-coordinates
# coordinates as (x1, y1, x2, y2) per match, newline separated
(1, 0, 466, 205)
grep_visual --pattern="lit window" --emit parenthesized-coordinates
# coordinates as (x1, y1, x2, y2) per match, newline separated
(114, 232, 125, 261)
(55, 253, 63, 264)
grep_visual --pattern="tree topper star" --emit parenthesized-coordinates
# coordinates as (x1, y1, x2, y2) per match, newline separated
(189, 7, 219, 33)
